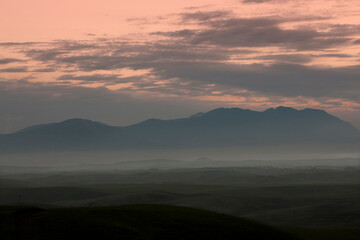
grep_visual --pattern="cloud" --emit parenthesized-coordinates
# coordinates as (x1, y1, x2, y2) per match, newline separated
(0, 58, 23, 64)
(180, 10, 232, 22)
(58, 74, 142, 84)
(0, 67, 28, 72)
(24, 40, 233, 72)
(318, 54, 352, 58)
(0, 42, 39, 46)
(6, 34, 358, 103)
(252, 54, 313, 63)
(143, 61, 360, 101)
(32, 68, 56, 72)
(155, 16, 355, 50)
(26, 49, 69, 62)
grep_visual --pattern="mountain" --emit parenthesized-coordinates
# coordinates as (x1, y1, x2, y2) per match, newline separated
(0, 107, 359, 152)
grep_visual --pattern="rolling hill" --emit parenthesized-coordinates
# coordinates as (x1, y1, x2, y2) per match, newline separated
(0, 204, 296, 240)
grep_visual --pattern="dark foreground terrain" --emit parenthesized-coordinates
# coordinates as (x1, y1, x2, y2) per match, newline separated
(0, 205, 297, 240)
(1, 205, 359, 240)
(1, 165, 359, 239)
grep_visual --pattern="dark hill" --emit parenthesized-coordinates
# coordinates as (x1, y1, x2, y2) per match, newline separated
(16, 118, 112, 135)
(0, 107, 359, 152)
(0, 119, 117, 152)
(0, 205, 296, 240)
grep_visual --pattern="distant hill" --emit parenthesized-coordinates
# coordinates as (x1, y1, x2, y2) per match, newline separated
(0, 205, 296, 240)
(0, 107, 359, 152)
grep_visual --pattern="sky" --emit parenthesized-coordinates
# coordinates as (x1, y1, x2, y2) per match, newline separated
(1, 0, 360, 133)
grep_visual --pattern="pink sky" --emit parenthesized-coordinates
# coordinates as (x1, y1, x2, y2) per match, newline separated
(1, 0, 359, 41)
(1, 0, 360, 131)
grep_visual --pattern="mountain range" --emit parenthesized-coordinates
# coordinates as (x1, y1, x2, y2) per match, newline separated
(0, 107, 359, 152)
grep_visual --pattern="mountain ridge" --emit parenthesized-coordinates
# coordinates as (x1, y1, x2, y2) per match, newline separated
(9, 106, 347, 131)
(0, 107, 359, 152)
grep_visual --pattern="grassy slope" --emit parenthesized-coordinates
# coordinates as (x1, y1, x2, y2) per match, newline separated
(2, 183, 359, 228)
(282, 227, 360, 240)
(0, 205, 296, 240)
(1, 168, 359, 239)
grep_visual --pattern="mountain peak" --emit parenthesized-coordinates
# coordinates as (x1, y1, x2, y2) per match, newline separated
(203, 107, 251, 116)
(276, 106, 297, 111)
(265, 106, 298, 112)
(190, 112, 205, 118)
(16, 118, 108, 134)
(58, 118, 108, 127)
(60, 118, 94, 123)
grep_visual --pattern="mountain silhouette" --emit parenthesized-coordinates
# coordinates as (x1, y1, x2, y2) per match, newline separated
(0, 107, 359, 152)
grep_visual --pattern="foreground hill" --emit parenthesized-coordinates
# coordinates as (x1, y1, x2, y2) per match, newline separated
(0, 107, 359, 152)
(0, 205, 296, 240)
